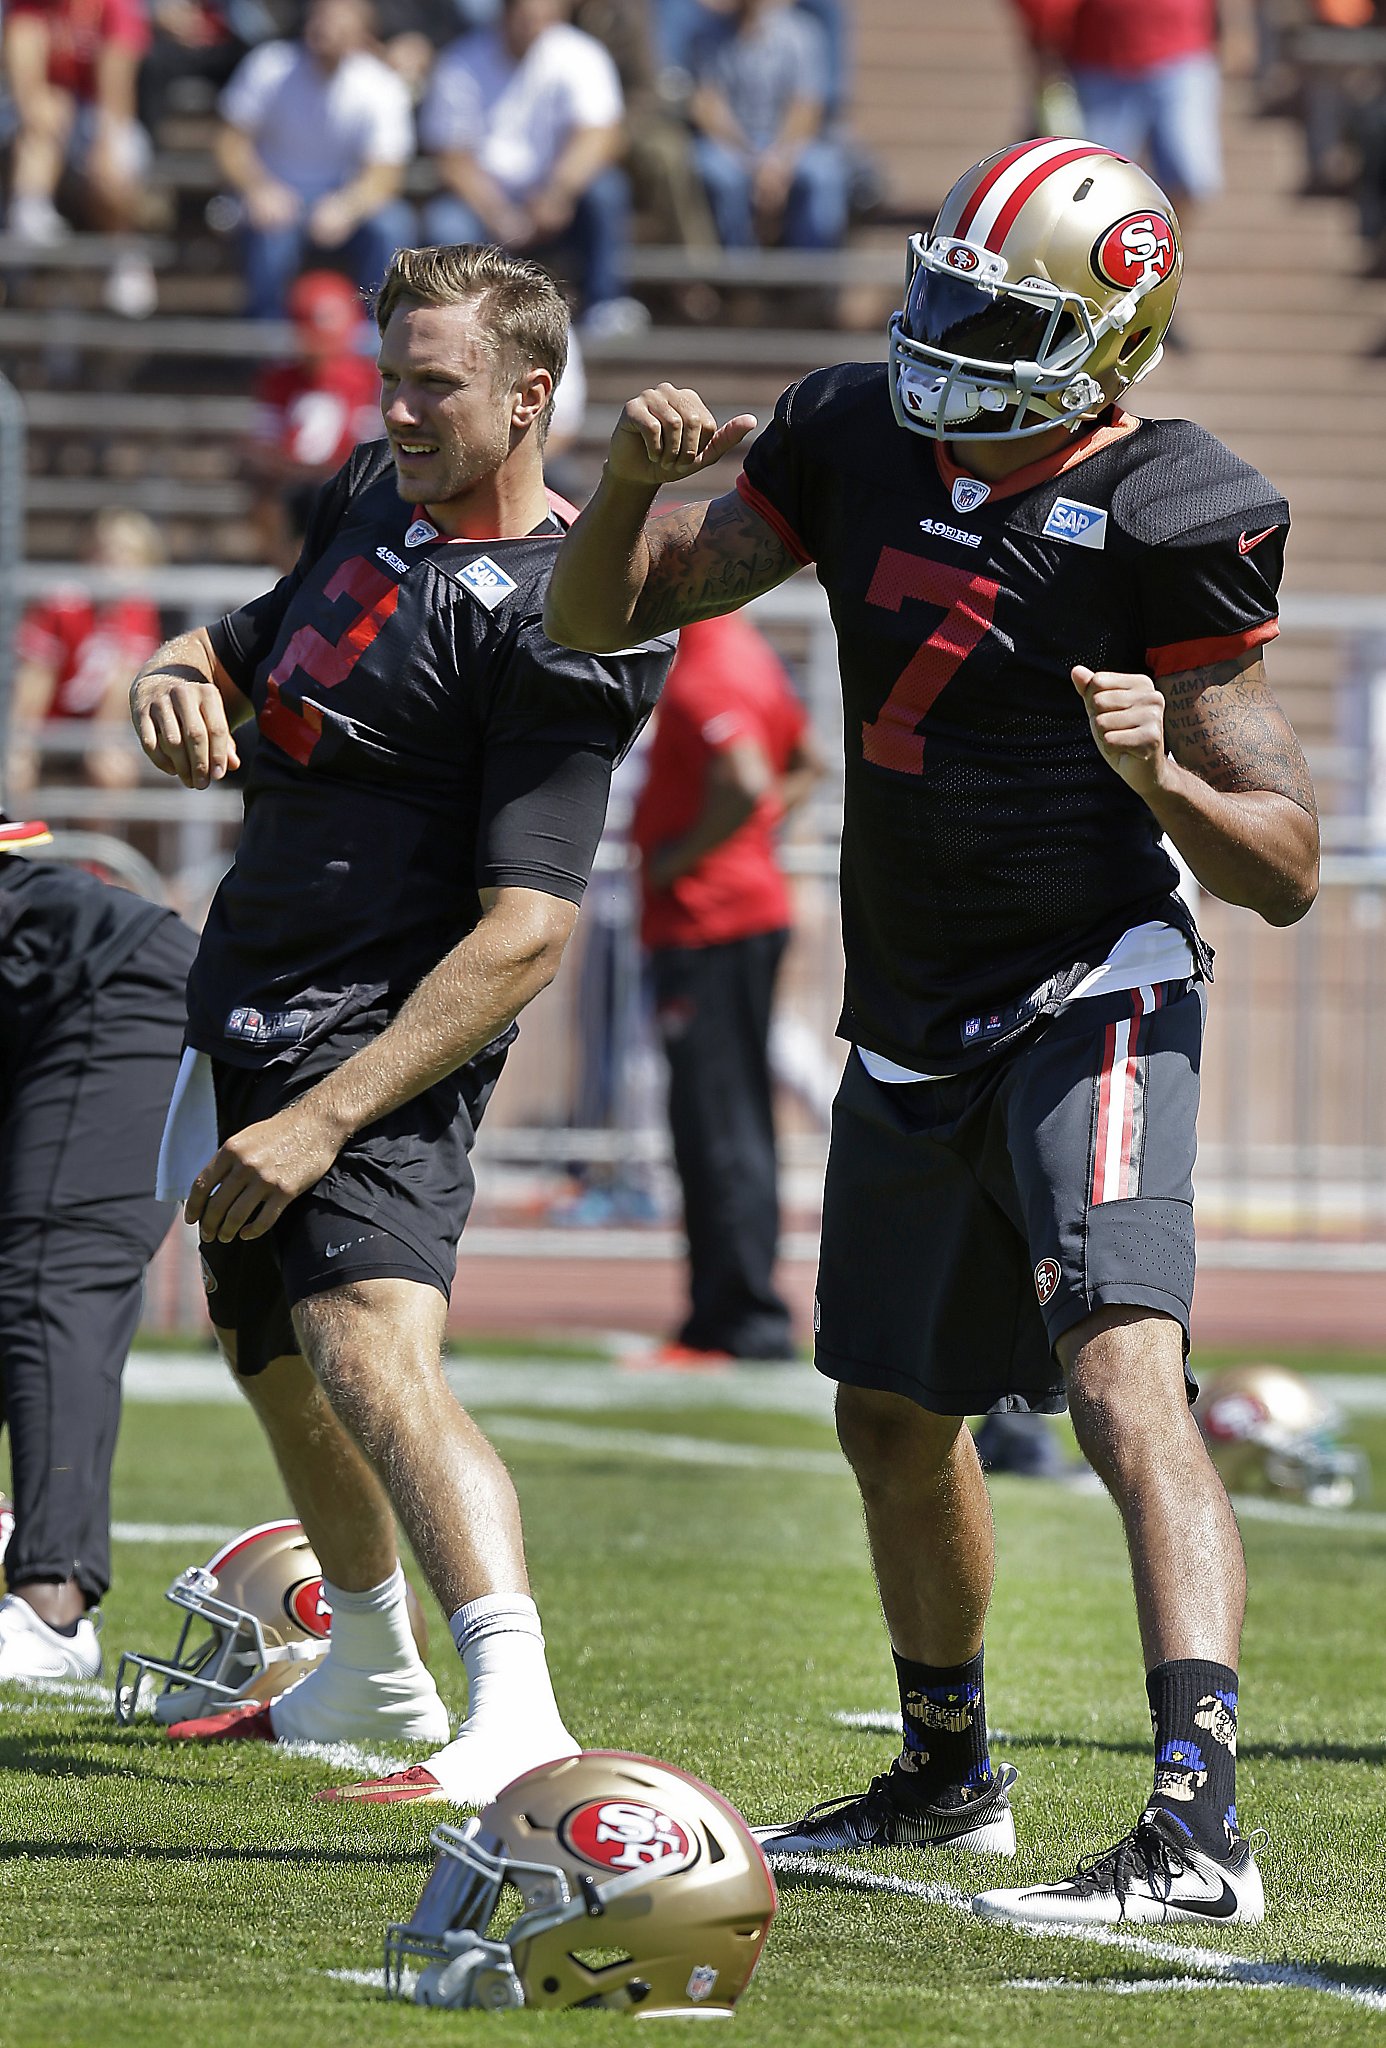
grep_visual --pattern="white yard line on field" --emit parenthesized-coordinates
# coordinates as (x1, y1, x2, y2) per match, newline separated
(1006, 1975, 1276, 1995)
(481, 1413, 845, 1475)
(768, 1855, 1386, 2011)
(112, 1521, 236, 1545)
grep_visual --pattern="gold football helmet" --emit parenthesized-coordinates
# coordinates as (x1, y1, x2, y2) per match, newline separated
(386, 1751, 776, 2017)
(114, 1518, 430, 1725)
(889, 137, 1182, 441)
(1195, 1364, 1366, 1509)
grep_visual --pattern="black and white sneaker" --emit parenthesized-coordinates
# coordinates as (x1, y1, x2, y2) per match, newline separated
(972, 1805, 1264, 1927)
(753, 1762, 1018, 1858)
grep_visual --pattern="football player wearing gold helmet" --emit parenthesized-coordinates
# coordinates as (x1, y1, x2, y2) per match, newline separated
(544, 138, 1320, 1929)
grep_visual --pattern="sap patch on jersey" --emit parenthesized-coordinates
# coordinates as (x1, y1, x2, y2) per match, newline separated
(1042, 498, 1108, 549)
(457, 555, 519, 610)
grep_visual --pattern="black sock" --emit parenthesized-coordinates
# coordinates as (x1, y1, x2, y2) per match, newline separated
(891, 1648, 992, 1802)
(1146, 1659, 1239, 1855)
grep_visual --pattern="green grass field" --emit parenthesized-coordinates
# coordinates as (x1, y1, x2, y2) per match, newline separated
(2, 1345, 1383, 2047)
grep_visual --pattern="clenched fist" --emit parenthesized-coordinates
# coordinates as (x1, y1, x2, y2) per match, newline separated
(1073, 664, 1169, 799)
(607, 383, 757, 489)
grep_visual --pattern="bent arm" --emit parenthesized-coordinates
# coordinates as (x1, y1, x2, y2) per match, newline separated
(186, 887, 579, 1241)
(130, 626, 253, 787)
(643, 739, 770, 890)
(545, 383, 795, 651)
(1155, 653, 1319, 924)
(1075, 652, 1319, 926)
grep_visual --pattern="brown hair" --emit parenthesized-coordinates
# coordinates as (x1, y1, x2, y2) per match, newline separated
(374, 243, 570, 437)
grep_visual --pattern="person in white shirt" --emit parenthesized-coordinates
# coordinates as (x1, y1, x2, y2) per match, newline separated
(217, 0, 415, 319)
(420, 0, 645, 336)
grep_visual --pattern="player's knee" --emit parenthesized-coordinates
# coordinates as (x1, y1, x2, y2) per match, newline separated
(835, 1384, 961, 1487)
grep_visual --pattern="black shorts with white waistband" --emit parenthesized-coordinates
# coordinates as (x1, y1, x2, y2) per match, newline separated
(814, 979, 1203, 1417)
(197, 1032, 508, 1376)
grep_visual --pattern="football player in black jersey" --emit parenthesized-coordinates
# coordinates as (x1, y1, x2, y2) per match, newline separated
(545, 141, 1319, 1926)
(127, 244, 673, 1803)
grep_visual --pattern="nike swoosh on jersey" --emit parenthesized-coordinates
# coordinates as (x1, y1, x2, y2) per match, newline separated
(1237, 526, 1278, 555)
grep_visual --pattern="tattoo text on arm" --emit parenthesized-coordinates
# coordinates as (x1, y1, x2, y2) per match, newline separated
(632, 491, 799, 637)
(1162, 655, 1319, 820)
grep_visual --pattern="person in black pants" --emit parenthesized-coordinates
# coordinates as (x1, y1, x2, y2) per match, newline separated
(0, 821, 196, 1683)
(631, 612, 822, 1364)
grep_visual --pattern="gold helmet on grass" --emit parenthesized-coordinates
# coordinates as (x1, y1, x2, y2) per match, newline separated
(386, 1750, 776, 2017)
(114, 1518, 428, 1724)
(889, 137, 1182, 441)
(1195, 1363, 1366, 1509)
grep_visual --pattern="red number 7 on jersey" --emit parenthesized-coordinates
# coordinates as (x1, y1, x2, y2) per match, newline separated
(861, 547, 1000, 775)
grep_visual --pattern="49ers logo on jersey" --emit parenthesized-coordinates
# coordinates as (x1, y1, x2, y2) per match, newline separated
(1092, 213, 1176, 292)
(285, 1576, 332, 1637)
(560, 1799, 696, 1874)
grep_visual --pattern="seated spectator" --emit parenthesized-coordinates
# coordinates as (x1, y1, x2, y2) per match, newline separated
(575, 0, 718, 250)
(216, 0, 415, 319)
(244, 268, 380, 570)
(688, 0, 849, 250)
(138, 0, 252, 133)
(12, 511, 164, 798)
(2, 0, 158, 316)
(1009, 0, 1223, 223)
(420, 0, 647, 335)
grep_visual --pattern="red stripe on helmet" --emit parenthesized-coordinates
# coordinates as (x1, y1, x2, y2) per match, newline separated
(953, 138, 1058, 239)
(984, 145, 1115, 252)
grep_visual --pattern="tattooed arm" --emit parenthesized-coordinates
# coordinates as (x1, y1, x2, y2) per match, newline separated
(1072, 652, 1319, 925)
(544, 382, 801, 651)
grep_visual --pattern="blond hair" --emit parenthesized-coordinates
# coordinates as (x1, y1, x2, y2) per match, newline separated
(375, 243, 570, 436)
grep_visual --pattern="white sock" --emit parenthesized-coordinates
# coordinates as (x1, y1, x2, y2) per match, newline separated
(322, 1566, 429, 1674)
(423, 1593, 578, 1804)
(269, 1565, 449, 1745)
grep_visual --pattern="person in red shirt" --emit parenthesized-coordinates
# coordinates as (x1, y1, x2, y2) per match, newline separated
(245, 268, 381, 570)
(1008, 0, 1223, 218)
(3, 0, 158, 316)
(13, 509, 163, 796)
(631, 608, 822, 1364)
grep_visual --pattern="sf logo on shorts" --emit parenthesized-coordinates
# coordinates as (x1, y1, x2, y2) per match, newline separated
(1034, 1257, 1061, 1305)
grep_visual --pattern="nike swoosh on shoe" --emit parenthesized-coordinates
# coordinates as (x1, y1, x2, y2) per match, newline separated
(314, 1764, 447, 1804)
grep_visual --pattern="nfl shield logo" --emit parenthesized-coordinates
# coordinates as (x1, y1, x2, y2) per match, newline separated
(404, 517, 439, 547)
(686, 1965, 719, 2003)
(951, 477, 990, 515)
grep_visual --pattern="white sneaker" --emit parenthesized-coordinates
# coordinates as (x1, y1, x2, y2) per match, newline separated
(579, 295, 651, 341)
(0, 1593, 102, 1682)
(314, 1718, 581, 1806)
(972, 1805, 1265, 1928)
(103, 253, 157, 320)
(6, 195, 69, 245)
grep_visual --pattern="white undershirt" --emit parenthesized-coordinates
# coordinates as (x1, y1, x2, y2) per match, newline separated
(857, 920, 1197, 1084)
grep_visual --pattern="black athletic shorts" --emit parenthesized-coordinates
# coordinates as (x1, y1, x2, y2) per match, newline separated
(199, 1033, 508, 1376)
(815, 979, 1203, 1417)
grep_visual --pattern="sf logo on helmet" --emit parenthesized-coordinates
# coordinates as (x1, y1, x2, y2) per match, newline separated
(1093, 213, 1176, 292)
(284, 1575, 332, 1637)
(562, 1799, 694, 1873)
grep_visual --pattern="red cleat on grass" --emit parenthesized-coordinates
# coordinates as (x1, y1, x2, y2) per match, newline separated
(167, 1700, 278, 1741)
(624, 1341, 735, 1373)
(313, 1764, 447, 1805)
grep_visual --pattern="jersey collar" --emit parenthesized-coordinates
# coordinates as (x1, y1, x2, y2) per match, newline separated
(408, 486, 575, 545)
(936, 407, 1140, 505)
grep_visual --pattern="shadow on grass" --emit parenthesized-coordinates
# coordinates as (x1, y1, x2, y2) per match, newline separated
(0, 1839, 427, 1867)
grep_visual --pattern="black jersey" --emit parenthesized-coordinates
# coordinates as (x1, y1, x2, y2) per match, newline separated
(0, 856, 176, 1029)
(190, 440, 673, 1069)
(738, 364, 1288, 1072)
